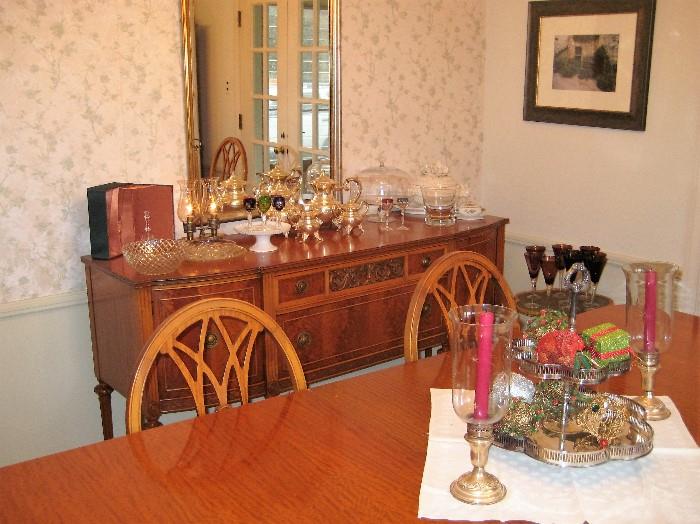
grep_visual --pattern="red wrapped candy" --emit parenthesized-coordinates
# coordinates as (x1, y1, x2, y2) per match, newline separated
(536, 329, 584, 367)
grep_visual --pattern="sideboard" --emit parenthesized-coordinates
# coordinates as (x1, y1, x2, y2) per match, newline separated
(82, 215, 508, 438)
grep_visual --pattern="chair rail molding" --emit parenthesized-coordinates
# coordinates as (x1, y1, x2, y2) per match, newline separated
(0, 290, 87, 320)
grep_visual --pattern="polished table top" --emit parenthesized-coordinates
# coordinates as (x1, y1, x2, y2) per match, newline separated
(0, 305, 697, 523)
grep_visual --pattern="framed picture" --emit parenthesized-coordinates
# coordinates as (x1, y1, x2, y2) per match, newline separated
(523, 0, 656, 130)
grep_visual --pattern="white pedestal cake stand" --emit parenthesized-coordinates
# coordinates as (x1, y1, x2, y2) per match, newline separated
(233, 220, 290, 253)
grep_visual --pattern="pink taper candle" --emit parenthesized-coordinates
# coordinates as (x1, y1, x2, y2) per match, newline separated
(474, 311, 495, 420)
(644, 270, 657, 353)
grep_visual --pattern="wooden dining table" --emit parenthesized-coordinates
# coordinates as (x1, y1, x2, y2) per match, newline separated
(0, 305, 697, 523)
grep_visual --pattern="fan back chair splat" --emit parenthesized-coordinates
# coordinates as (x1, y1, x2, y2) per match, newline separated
(403, 251, 517, 362)
(127, 298, 306, 434)
(209, 137, 248, 181)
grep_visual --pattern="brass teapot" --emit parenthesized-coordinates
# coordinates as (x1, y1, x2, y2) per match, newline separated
(333, 200, 368, 236)
(308, 174, 363, 226)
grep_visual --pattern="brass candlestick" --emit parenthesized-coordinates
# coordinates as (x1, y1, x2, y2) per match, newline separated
(634, 352, 671, 420)
(450, 425, 506, 505)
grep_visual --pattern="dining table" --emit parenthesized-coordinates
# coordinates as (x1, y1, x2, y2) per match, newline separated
(0, 305, 697, 523)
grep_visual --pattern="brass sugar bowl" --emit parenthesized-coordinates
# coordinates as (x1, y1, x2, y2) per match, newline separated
(333, 200, 368, 236)
(296, 204, 324, 242)
(259, 165, 302, 201)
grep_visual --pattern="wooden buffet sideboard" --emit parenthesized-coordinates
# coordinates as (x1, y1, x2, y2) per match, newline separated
(82, 215, 508, 439)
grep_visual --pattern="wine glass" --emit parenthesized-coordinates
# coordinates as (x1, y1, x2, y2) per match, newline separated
(551, 244, 572, 292)
(584, 251, 607, 305)
(396, 196, 410, 230)
(540, 255, 558, 307)
(257, 194, 272, 229)
(243, 196, 257, 229)
(563, 249, 582, 283)
(381, 197, 394, 231)
(448, 304, 517, 505)
(524, 245, 545, 308)
(272, 195, 286, 227)
(579, 246, 600, 298)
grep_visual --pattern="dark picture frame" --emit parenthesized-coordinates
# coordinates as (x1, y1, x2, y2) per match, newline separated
(523, 0, 656, 130)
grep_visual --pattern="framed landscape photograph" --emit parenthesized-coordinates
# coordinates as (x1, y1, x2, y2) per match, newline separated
(523, 0, 656, 130)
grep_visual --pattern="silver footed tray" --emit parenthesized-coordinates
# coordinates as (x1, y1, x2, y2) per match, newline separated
(494, 392, 653, 467)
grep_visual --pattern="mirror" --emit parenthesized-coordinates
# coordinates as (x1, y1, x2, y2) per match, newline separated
(180, 0, 341, 196)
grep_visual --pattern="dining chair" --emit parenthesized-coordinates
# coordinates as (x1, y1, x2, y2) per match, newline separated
(403, 250, 517, 362)
(208, 137, 248, 180)
(126, 297, 307, 433)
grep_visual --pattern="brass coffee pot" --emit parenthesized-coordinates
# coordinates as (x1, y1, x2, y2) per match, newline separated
(259, 165, 302, 201)
(296, 204, 324, 242)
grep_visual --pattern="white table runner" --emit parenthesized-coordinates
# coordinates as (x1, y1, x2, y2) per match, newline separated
(419, 389, 700, 523)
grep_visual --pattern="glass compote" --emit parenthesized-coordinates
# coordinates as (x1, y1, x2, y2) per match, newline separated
(540, 255, 558, 307)
(243, 196, 257, 229)
(272, 195, 286, 227)
(257, 193, 272, 229)
(551, 243, 572, 292)
(524, 245, 545, 308)
(396, 196, 410, 230)
(448, 304, 518, 505)
(623, 262, 679, 421)
(381, 197, 394, 231)
(584, 251, 607, 304)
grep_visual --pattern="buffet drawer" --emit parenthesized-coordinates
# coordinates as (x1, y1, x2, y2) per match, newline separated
(276, 270, 326, 305)
(406, 247, 447, 276)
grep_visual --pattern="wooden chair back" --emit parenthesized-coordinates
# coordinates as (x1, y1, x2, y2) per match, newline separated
(127, 298, 306, 433)
(208, 137, 248, 180)
(403, 250, 517, 362)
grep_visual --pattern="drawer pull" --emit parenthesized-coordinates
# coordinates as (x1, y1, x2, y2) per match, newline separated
(296, 331, 312, 349)
(421, 302, 432, 316)
(205, 332, 218, 349)
(421, 256, 432, 268)
(295, 279, 309, 295)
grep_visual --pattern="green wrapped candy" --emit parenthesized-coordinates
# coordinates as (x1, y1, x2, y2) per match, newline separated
(581, 323, 632, 364)
(524, 309, 569, 342)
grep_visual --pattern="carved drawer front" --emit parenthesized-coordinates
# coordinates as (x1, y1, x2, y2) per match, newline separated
(276, 271, 325, 305)
(455, 229, 497, 262)
(328, 256, 404, 293)
(407, 247, 447, 276)
(150, 278, 265, 413)
(276, 285, 419, 386)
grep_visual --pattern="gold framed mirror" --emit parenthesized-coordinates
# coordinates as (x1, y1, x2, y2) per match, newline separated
(180, 0, 341, 191)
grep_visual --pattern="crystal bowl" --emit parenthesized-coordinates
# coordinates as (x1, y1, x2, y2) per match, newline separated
(122, 238, 185, 275)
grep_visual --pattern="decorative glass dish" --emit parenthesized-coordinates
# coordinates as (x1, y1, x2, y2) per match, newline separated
(122, 211, 185, 275)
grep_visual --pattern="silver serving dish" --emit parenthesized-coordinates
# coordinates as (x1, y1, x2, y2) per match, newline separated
(495, 393, 653, 467)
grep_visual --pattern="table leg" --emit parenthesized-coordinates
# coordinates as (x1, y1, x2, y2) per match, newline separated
(94, 382, 114, 440)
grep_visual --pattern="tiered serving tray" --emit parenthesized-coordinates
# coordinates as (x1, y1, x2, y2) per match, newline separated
(493, 339, 653, 467)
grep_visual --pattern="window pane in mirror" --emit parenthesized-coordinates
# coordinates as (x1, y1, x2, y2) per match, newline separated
(254, 99, 264, 140)
(267, 4, 278, 48)
(301, 52, 313, 98)
(268, 52, 277, 96)
(268, 146, 278, 169)
(301, 0, 314, 46)
(268, 99, 278, 142)
(317, 103, 329, 151)
(254, 144, 265, 175)
(253, 52, 263, 95)
(300, 152, 313, 193)
(318, 52, 330, 99)
(301, 103, 313, 148)
(318, 0, 329, 46)
(253, 4, 263, 48)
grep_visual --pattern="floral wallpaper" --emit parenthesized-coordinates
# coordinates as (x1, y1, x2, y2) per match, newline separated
(0, 0, 186, 302)
(0, 0, 485, 303)
(341, 0, 485, 194)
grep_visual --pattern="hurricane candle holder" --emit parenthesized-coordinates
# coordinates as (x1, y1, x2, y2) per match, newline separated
(622, 262, 679, 421)
(448, 305, 517, 505)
